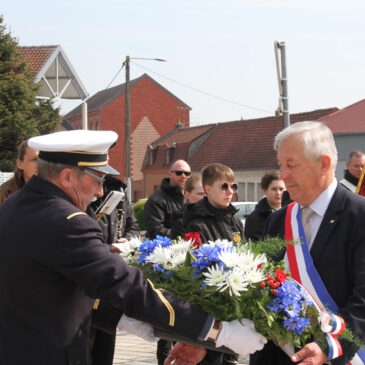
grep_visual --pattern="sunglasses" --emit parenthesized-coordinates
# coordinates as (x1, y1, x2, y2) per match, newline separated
(220, 182, 238, 193)
(80, 168, 105, 187)
(171, 170, 191, 177)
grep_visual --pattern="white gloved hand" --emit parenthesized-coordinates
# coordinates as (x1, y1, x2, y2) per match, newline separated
(117, 314, 158, 342)
(216, 319, 267, 355)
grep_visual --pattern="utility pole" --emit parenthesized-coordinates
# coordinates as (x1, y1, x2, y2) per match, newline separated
(124, 56, 131, 202)
(274, 41, 290, 127)
(123, 56, 166, 203)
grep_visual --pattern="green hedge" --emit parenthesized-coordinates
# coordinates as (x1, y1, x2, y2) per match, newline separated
(133, 198, 147, 231)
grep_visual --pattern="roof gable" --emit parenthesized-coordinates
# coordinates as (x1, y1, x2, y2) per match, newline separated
(64, 73, 190, 120)
(318, 99, 365, 134)
(18, 45, 88, 100)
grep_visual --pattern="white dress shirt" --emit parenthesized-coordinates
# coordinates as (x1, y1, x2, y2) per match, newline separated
(303, 179, 337, 250)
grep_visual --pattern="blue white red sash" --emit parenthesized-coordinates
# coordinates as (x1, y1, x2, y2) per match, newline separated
(284, 202, 365, 364)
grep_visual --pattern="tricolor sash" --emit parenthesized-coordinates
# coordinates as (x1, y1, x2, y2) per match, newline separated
(284, 202, 365, 364)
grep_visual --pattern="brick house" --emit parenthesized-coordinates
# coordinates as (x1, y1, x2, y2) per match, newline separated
(142, 108, 337, 201)
(63, 73, 191, 201)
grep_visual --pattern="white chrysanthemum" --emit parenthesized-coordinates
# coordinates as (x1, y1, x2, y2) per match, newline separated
(146, 246, 172, 266)
(118, 242, 133, 257)
(168, 251, 187, 268)
(219, 267, 249, 296)
(245, 268, 266, 284)
(171, 241, 190, 254)
(128, 236, 141, 250)
(208, 239, 233, 247)
(203, 264, 228, 287)
(218, 248, 241, 268)
(235, 251, 267, 272)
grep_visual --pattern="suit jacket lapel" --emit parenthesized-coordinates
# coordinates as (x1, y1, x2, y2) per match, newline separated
(310, 185, 345, 260)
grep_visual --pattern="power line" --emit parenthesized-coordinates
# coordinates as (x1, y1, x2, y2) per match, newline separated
(131, 61, 272, 114)
(105, 63, 125, 89)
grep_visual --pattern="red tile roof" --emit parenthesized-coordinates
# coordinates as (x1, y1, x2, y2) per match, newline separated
(318, 99, 365, 133)
(18, 46, 57, 74)
(152, 124, 215, 147)
(145, 125, 216, 169)
(145, 108, 338, 172)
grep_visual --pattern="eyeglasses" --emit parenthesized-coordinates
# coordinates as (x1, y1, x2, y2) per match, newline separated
(171, 170, 191, 177)
(220, 182, 238, 193)
(80, 169, 105, 187)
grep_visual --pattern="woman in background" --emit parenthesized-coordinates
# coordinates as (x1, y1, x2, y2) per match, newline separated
(0, 139, 39, 205)
(244, 171, 285, 241)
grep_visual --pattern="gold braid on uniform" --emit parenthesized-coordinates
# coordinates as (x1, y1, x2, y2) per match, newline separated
(67, 212, 87, 220)
(147, 279, 175, 326)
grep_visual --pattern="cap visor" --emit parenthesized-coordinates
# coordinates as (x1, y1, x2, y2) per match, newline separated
(88, 165, 120, 176)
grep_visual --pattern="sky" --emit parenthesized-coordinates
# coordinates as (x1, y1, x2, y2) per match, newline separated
(3, 0, 365, 126)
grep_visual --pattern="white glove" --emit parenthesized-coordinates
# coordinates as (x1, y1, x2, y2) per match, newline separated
(216, 319, 267, 355)
(117, 314, 158, 342)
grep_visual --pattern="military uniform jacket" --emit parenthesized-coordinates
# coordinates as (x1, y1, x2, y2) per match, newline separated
(0, 176, 213, 365)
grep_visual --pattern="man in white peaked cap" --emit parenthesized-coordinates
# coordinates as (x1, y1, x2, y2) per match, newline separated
(0, 130, 266, 365)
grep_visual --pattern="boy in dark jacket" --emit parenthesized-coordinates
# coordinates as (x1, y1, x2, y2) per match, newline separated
(184, 163, 244, 244)
(183, 163, 244, 365)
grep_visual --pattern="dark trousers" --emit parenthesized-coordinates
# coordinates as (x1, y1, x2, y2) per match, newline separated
(249, 341, 294, 365)
(90, 327, 116, 365)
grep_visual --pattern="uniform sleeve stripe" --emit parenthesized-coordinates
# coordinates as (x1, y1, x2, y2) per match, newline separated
(67, 212, 87, 220)
(147, 279, 175, 326)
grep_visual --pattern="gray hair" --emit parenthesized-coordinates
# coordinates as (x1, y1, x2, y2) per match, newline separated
(37, 159, 81, 180)
(274, 121, 338, 171)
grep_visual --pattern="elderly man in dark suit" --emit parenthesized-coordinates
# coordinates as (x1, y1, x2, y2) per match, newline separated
(0, 130, 266, 365)
(250, 121, 365, 365)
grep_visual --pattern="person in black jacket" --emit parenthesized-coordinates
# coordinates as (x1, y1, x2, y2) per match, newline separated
(143, 159, 191, 239)
(184, 163, 244, 244)
(143, 160, 192, 364)
(183, 163, 244, 365)
(87, 175, 140, 365)
(244, 171, 285, 241)
(171, 173, 205, 239)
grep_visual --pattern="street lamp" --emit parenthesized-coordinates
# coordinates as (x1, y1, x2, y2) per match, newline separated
(123, 56, 166, 203)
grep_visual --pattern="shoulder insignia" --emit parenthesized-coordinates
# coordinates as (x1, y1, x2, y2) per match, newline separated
(147, 279, 175, 326)
(93, 299, 100, 310)
(67, 212, 87, 220)
(233, 233, 241, 243)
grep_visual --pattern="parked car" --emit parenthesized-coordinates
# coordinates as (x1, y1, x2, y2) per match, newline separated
(232, 201, 257, 230)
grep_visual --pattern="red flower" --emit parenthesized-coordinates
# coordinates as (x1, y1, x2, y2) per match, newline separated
(259, 282, 266, 287)
(184, 232, 202, 248)
(275, 269, 287, 284)
(272, 289, 277, 295)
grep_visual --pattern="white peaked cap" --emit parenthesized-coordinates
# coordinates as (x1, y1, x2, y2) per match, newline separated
(28, 130, 119, 175)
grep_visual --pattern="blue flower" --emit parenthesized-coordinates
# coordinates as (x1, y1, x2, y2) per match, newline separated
(138, 235, 172, 264)
(191, 244, 229, 276)
(283, 317, 311, 334)
(266, 280, 312, 334)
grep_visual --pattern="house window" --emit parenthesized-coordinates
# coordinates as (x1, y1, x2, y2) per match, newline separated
(148, 146, 156, 167)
